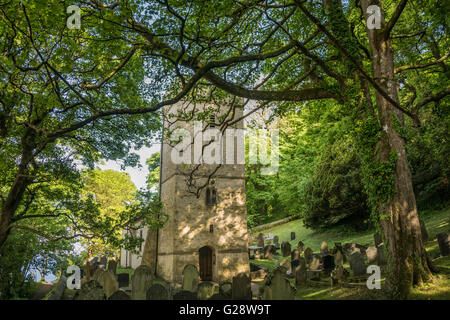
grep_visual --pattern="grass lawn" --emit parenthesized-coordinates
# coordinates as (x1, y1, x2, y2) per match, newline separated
(250, 207, 450, 300)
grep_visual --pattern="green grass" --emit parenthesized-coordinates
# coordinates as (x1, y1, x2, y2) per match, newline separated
(251, 207, 450, 300)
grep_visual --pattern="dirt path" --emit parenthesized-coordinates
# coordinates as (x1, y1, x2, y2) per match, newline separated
(29, 283, 54, 300)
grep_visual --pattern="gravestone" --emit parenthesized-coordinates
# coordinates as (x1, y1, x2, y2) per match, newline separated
(273, 236, 280, 249)
(333, 242, 346, 262)
(374, 233, 383, 247)
(335, 251, 344, 267)
(309, 255, 321, 271)
(108, 290, 130, 300)
(117, 273, 129, 288)
(131, 265, 154, 300)
(219, 282, 232, 299)
(349, 252, 366, 276)
(304, 247, 313, 264)
(232, 272, 252, 300)
(257, 233, 265, 248)
(295, 258, 307, 286)
(320, 242, 329, 254)
(281, 241, 291, 257)
(280, 259, 291, 273)
(419, 220, 429, 242)
(437, 232, 450, 256)
(197, 281, 217, 300)
(366, 246, 378, 264)
(331, 265, 346, 284)
(146, 283, 170, 300)
(344, 243, 367, 256)
(291, 249, 300, 270)
(97, 270, 119, 298)
(322, 255, 335, 271)
(107, 260, 117, 275)
(297, 241, 304, 253)
(290, 232, 296, 240)
(173, 290, 198, 300)
(376, 244, 387, 265)
(73, 280, 105, 300)
(263, 269, 296, 300)
(92, 268, 103, 282)
(182, 264, 200, 292)
(264, 245, 276, 259)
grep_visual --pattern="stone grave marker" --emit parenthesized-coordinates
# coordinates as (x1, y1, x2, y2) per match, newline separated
(290, 232, 295, 240)
(182, 264, 200, 292)
(73, 280, 105, 300)
(264, 245, 276, 259)
(131, 265, 153, 300)
(295, 258, 307, 286)
(273, 236, 280, 249)
(257, 233, 265, 248)
(146, 283, 170, 300)
(173, 290, 198, 300)
(107, 260, 117, 275)
(219, 282, 232, 299)
(303, 247, 313, 264)
(281, 241, 291, 257)
(108, 290, 130, 300)
(377, 244, 387, 265)
(349, 252, 366, 276)
(232, 272, 252, 300)
(97, 270, 119, 298)
(263, 269, 296, 300)
(437, 232, 450, 256)
(197, 281, 217, 300)
(297, 241, 304, 253)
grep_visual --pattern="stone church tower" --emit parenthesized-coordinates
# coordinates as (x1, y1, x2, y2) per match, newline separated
(142, 100, 250, 284)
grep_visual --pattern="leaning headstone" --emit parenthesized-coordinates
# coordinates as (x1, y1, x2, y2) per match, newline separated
(309, 255, 321, 271)
(295, 258, 307, 286)
(219, 282, 232, 299)
(182, 264, 199, 292)
(108, 290, 130, 300)
(290, 232, 296, 240)
(197, 281, 217, 300)
(376, 244, 387, 265)
(131, 265, 153, 300)
(263, 269, 296, 300)
(281, 241, 291, 257)
(374, 233, 383, 247)
(273, 236, 280, 249)
(173, 290, 198, 300)
(146, 283, 170, 300)
(97, 270, 119, 298)
(349, 252, 366, 276)
(322, 255, 335, 271)
(257, 233, 265, 248)
(232, 272, 251, 300)
(335, 250, 344, 267)
(107, 260, 117, 275)
(117, 273, 130, 288)
(420, 220, 429, 242)
(320, 242, 329, 254)
(366, 246, 378, 264)
(73, 280, 105, 300)
(304, 247, 313, 264)
(437, 232, 450, 256)
(297, 241, 304, 253)
(264, 245, 276, 259)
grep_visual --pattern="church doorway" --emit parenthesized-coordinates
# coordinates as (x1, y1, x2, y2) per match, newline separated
(199, 246, 213, 281)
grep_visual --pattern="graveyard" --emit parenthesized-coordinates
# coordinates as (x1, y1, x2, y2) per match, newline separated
(0, 0, 449, 305)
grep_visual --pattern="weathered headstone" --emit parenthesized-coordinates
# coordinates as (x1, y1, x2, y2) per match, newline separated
(182, 264, 200, 292)
(419, 220, 429, 242)
(219, 282, 232, 299)
(146, 283, 170, 300)
(291, 249, 300, 270)
(349, 252, 366, 276)
(297, 241, 304, 253)
(295, 258, 307, 286)
(304, 247, 313, 264)
(232, 272, 252, 300)
(374, 233, 383, 247)
(366, 246, 378, 264)
(197, 281, 217, 300)
(273, 236, 280, 249)
(309, 255, 321, 271)
(290, 232, 296, 240)
(173, 290, 198, 300)
(117, 273, 130, 288)
(73, 280, 106, 300)
(280, 259, 291, 273)
(257, 233, 265, 248)
(331, 265, 346, 284)
(335, 250, 344, 266)
(437, 232, 450, 256)
(281, 241, 291, 257)
(108, 290, 130, 300)
(107, 260, 117, 275)
(97, 270, 119, 298)
(320, 241, 329, 254)
(322, 255, 335, 271)
(264, 245, 276, 259)
(131, 265, 154, 300)
(263, 269, 296, 300)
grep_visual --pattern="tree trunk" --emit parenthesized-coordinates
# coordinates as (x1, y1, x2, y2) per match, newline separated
(361, 0, 432, 299)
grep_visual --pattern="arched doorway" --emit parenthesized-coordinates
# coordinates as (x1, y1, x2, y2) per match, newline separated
(199, 246, 213, 281)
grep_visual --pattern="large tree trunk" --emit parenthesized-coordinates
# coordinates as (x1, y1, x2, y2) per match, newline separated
(361, 0, 432, 299)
